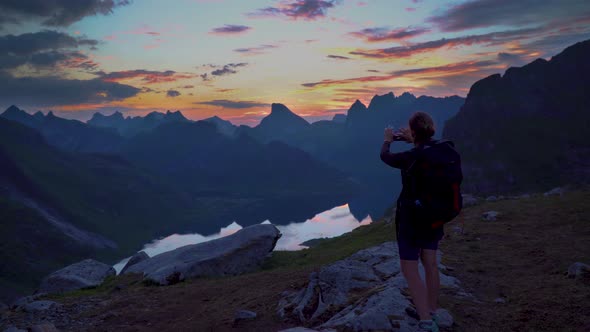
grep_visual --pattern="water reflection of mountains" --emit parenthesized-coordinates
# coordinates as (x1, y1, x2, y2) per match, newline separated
(188, 178, 401, 237)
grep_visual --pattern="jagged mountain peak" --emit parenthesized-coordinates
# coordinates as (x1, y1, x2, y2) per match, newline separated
(351, 99, 367, 110)
(368, 92, 395, 111)
(397, 92, 417, 105)
(254, 103, 309, 139)
(4, 105, 22, 113)
(165, 110, 188, 121)
(145, 111, 165, 120)
(263, 103, 308, 125)
(270, 103, 296, 115)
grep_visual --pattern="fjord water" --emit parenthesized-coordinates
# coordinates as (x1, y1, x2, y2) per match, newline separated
(113, 187, 395, 273)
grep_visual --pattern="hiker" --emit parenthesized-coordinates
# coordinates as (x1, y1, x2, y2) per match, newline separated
(380, 112, 462, 332)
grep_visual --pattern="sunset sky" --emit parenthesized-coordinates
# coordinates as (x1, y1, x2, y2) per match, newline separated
(1, 0, 589, 125)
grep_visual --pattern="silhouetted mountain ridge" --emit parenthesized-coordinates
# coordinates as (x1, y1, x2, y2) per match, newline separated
(88, 109, 190, 137)
(120, 119, 355, 197)
(443, 39, 590, 194)
(0, 106, 122, 153)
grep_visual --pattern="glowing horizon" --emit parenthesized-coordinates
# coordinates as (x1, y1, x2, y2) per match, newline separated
(1, 0, 589, 125)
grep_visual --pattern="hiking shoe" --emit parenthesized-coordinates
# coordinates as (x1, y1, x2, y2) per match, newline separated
(405, 306, 437, 322)
(405, 306, 420, 320)
(418, 320, 439, 332)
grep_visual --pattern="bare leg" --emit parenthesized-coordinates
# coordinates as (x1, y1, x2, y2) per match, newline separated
(420, 249, 440, 312)
(400, 259, 431, 320)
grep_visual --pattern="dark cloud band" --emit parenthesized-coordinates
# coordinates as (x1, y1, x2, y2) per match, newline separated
(0, 0, 131, 28)
(0, 72, 140, 107)
(194, 99, 269, 109)
(428, 0, 590, 32)
(210, 25, 251, 35)
(249, 0, 341, 20)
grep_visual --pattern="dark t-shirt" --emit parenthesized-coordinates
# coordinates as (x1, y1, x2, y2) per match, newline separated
(380, 140, 444, 241)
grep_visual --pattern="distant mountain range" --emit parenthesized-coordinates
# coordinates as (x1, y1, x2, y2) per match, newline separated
(119, 120, 354, 197)
(1, 106, 122, 153)
(443, 39, 590, 194)
(88, 110, 189, 137)
(235, 92, 464, 185)
(237, 103, 311, 143)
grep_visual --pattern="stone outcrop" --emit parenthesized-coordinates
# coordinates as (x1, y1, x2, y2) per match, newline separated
(567, 262, 590, 279)
(119, 251, 149, 274)
(38, 259, 116, 294)
(462, 194, 479, 207)
(22, 301, 60, 314)
(544, 187, 565, 197)
(126, 224, 282, 285)
(278, 242, 462, 331)
(482, 211, 500, 221)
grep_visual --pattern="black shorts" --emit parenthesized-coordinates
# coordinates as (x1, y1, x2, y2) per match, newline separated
(395, 208, 444, 260)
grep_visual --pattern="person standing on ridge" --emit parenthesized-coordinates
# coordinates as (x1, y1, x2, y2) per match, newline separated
(380, 112, 463, 332)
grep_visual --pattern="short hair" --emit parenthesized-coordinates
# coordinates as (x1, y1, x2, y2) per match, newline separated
(409, 111, 435, 142)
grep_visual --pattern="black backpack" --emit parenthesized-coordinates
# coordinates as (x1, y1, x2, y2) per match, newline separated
(405, 140, 463, 230)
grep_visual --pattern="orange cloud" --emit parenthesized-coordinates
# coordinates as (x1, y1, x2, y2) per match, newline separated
(350, 28, 542, 59)
(348, 27, 429, 43)
(302, 75, 394, 88)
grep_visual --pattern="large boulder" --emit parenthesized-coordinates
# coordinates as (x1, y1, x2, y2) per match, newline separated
(126, 224, 281, 285)
(38, 259, 116, 294)
(23, 300, 61, 313)
(462, 194, 479, 207)
(278, 242, 461, 331)
(482, 211, 500, 221)
(544, 187, 565, 196)
(567, 262, 590, 279)
(120, 251, 150, 274)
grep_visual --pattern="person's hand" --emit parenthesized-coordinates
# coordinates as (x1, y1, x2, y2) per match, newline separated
(398, 127, 413, 143)
(384, 128, 394, 142)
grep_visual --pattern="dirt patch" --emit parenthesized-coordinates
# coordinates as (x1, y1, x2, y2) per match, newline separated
(438, 191, 590, 331)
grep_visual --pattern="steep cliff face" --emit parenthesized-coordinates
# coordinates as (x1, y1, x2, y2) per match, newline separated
(443, 40, 590, 194)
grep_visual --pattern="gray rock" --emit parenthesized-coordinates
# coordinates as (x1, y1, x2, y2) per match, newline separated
(30, 323, 59, 332)
(234, 309, 257, 323)
(433, 308, 453, 328)
(518, 193, 531, 199)
(3, 326, 27, 332)
(494, 297, 506, 304)
(278, 242, 463, 332)
(462, 194, 478, 207)
(11, 296, 34, 309)
(567, 262, 590, 279)
(0, 301, 7, 312)
(126, 224, 281, 285)
(23, 300, 60, 313)
(278, 328, 320, 332)
(39, 259, 116, 294)
(374, 260, 400, 278)
(9, 293, 47, 309)
(482, 211, 500, 221)
(120, 251, 150, 274)
(485, 195, 498, 202)
(544, 187, 564, 196)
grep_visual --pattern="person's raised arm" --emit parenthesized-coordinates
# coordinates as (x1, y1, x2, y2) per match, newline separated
(380, 128, 414, 169)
